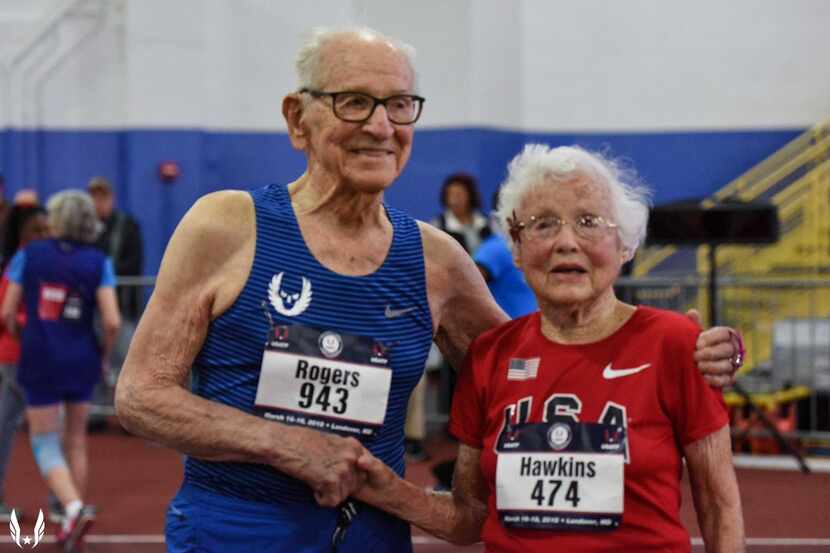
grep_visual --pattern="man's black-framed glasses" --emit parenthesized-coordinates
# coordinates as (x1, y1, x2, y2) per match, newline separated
(300, 89, 425, 125)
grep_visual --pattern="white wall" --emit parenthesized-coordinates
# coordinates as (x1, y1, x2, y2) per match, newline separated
(1, 0, 828, 131)
(518, 0, 830, 130)
(469, 0, 523, 128)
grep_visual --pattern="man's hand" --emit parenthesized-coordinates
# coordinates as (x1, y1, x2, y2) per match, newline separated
(284, 430, 368, 507)
(686, 309, 745, 388)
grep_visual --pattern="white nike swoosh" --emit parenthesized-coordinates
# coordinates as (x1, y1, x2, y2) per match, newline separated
(385, 305, 417, 318)
(602, 363, 651, 379)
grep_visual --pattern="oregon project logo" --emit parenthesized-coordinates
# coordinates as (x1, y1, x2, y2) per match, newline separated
(268, 272, 312, 317)
(9, 509, 45, 548)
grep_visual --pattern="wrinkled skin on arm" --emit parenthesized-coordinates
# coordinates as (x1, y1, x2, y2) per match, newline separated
(114, 191, 367, 507)
(420, 222, 508, 369)
(685, 425, 746, 552)
(355, 443, 488, 545)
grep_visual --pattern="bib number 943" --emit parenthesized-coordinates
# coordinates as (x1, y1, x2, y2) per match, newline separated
(298, 382, 349, 414)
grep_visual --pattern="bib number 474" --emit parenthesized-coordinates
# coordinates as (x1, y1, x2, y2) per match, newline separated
(531, 479, 581, 508)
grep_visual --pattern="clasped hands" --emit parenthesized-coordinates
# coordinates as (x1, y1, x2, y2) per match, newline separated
(293, 431, 394, 508)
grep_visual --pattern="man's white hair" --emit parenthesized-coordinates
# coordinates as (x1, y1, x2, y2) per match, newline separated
(495, 144, 652, 261)
(295, 26, 418, 91)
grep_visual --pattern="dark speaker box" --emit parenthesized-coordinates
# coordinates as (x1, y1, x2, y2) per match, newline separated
(647, 200, 779, 245)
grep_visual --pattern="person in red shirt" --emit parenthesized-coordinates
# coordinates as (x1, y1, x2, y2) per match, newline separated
(0, 205, 49, 522)
(356, 144, 744, 552)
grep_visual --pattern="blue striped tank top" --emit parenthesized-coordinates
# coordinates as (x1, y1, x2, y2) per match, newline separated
(184, 183, 433, 503)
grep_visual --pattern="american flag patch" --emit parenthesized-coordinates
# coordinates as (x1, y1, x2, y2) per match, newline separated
(507, 358, 540, 381)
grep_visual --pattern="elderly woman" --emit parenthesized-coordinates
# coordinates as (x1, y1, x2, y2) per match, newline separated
(0, 205, 49, 521)
(0, 190, 120, 551)
(356, 145, 744, 552)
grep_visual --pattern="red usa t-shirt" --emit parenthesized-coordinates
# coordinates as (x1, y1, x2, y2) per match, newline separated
(449, 306, 728, 553)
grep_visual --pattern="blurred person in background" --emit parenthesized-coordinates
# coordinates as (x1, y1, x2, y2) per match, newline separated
(87, 177, 143, 322)
(13, 189, 40, 208)
(0, 205, 49, 522)
(430, 173, 491, 254)
(355, 145, 744, 551)
(0, 190, 121, 551)
(0, 185, 41, 250)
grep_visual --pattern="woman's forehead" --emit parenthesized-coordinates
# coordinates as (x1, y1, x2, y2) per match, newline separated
(518, 175, 610, 214)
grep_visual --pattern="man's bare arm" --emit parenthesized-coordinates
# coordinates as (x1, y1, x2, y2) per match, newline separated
(115, 191, 365, 506)
(420, 223, 508, 369)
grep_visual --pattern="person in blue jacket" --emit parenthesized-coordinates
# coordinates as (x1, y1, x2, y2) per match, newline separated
(474, 189, 538, 319)
(1, 189, 121, 552)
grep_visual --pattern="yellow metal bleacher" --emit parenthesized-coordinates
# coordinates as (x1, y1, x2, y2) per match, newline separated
(634, 119, 830, 415)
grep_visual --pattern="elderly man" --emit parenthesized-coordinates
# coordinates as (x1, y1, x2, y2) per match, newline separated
(115, 27, 741, 552)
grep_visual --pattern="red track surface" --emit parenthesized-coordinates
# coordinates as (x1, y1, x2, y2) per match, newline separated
(4, 425, 829, 552)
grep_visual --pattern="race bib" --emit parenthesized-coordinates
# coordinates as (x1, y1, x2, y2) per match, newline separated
(38, 283, 67, 321)
(254, 324, 392, 438)
(496, 421, 626, 531)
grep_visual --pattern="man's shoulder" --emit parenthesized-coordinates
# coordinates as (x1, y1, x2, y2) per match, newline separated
(418, 219, 466, 260)
(164, 190, 255, 262)
(187, 190, 254, 229)
(154, 190, 255, 309)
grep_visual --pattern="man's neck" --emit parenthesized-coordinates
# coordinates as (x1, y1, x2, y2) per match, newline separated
(288, 173, 385, 230)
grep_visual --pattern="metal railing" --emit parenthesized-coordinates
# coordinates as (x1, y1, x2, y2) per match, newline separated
(617, 275, 830, 443)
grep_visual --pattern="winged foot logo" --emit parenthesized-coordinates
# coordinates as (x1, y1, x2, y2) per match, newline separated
(9, 509, 46, 548)
(268, 272, 313, 317)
